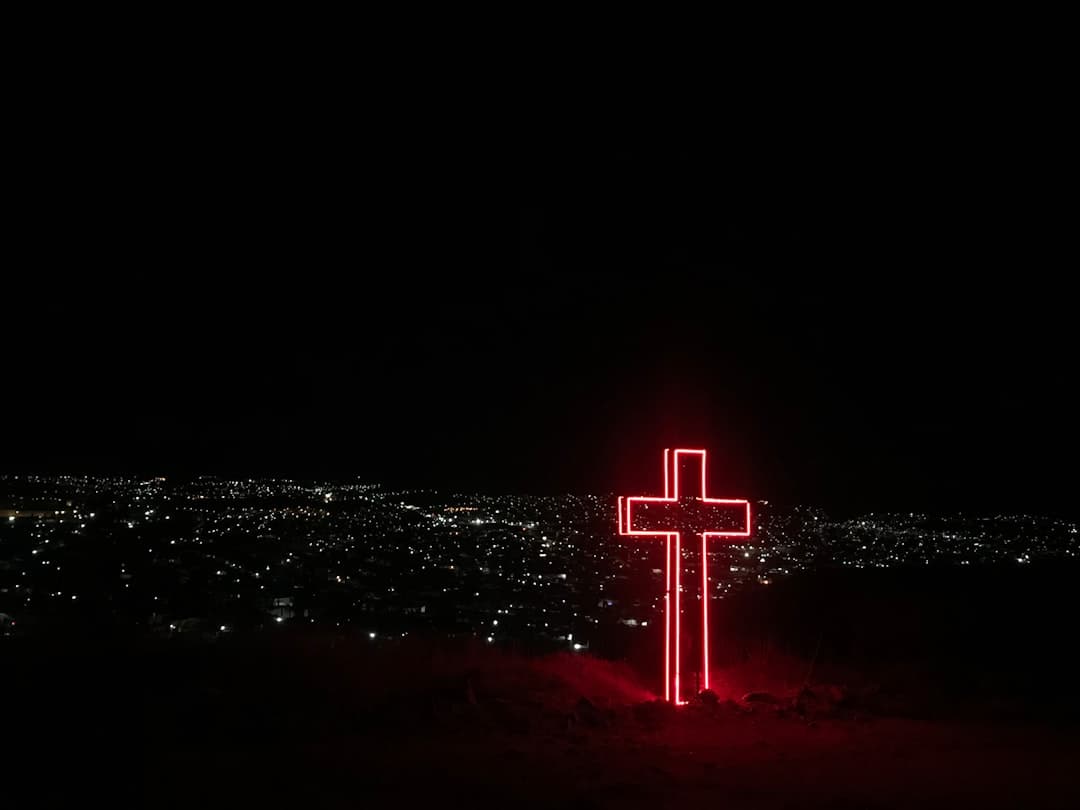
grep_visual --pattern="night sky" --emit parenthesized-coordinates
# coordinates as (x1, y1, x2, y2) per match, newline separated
(5, 139, 1074, 517)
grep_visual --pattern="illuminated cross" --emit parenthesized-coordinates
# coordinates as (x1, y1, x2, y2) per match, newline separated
(618, 449, 750, 704)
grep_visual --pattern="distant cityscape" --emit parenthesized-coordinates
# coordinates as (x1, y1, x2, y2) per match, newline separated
(1, 475, 1077, 645)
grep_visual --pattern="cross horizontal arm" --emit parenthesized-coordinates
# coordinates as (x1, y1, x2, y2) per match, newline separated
(625, 496, 750, 537)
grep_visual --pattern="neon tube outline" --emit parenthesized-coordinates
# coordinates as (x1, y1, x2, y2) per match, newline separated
(619, 448, 750, 703)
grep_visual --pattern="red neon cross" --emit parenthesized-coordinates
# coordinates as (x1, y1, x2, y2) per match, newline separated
(617, 449, 750, 704)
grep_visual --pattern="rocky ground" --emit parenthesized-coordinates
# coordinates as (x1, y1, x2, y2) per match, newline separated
(9, 635, 1080, 808)
(146, 688, 1080, 809)
(142, 646, 1080, 809)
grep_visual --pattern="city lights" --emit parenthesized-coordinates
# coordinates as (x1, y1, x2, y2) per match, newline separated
(0, 474, 1073, 654)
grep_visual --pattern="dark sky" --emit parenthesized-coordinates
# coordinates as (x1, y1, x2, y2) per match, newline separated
(4, 128, 1075, 517)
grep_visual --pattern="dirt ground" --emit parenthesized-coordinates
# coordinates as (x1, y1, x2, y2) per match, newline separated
(10, 635, 1080, 808)
(146, 708, 1080, 809)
